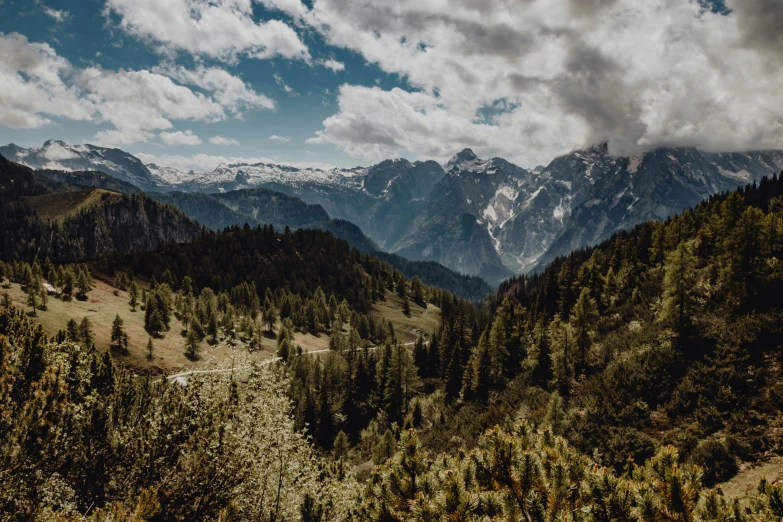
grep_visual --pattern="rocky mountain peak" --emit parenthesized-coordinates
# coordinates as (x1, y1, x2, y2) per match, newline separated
(445, 148, 483, 172)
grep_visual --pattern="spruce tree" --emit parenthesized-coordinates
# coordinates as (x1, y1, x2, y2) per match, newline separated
(531, 322, 552, 387)
(128, 281, 139, 311)
(185, 328, 199, 360)
(110, 314, 125, 347)
(26, 291, 37, 316)
(570, 287, 598, 374)
(66, 318, 79, 341)
(79, 317, 94, 347)
(660, 241, 697, 335)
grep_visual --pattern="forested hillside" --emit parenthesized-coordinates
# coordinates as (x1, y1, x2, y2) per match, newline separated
(0, 155, 203, 263)
(414, 174, 783, 486)
(2, 162, 783, 520)
(4, 300, 783, 521)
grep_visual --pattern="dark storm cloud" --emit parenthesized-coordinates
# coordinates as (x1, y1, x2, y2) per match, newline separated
(730, 0, 783, 63)
(553, 45, 647, 154)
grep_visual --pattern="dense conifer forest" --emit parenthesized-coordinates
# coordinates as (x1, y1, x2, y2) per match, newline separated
(1, 149, 783, 519)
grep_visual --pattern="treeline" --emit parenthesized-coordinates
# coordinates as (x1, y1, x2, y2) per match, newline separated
(0, 154, 203, 263)
(421, 173, 783, 483)
(113, 223, 462, 316)
(0, 258, 94, 310)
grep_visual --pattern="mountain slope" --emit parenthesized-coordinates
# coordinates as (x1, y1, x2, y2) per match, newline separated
(34, 168, 141, 194)
(146, 188, 379, 252)
(0, 157, 202, 263)
(371, 250, 493, 301)
(11, 140, 783, 281)
(146, 190, 265, 231)
(211, 187, 330, 228)
(0, 140, 158, 190)
(530, 144, 783, 270)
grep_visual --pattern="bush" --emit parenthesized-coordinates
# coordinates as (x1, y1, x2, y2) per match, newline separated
(604, 426, 657, 471)
(687, 438, 738, 486)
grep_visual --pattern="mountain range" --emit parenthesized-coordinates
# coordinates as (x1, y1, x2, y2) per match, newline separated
(4, 139, 783, 283)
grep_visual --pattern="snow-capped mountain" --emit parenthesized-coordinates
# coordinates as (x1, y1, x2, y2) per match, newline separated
(0, 140, 158, 191)
(170, 145, 780, 282)
(148, 161, 367, 192)
(5, 138, 782, 283)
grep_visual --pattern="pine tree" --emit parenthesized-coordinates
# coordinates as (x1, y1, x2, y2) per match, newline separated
(660, 240, 697, 335)
(570, 287, 598, 374)
(531, 322, 552, 387)
(333, 430, 349, 462)
(79, 317, 94, 347)
(185, 327, 199, 360)
(128, 281, 139, 311)
(66, 318, 79, 341)
(410, 277, 425, 306)
(76, 268, 91, 300)
(383, 343, 419, 424)
(146, 336, 154, 360)
(315, 377, 334, 449)
(464, 331, 492, 401)
(26, 290, 37, 316)
(110, 314, 125, 347)
(264, 301, 277, 332)
(38, 287, 47, 311)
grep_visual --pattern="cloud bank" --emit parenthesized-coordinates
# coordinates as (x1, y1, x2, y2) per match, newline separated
(282, 0, 783, 164)
(0, 32, 274, 147)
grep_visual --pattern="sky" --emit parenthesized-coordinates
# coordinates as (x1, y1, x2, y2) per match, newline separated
(0, 0, 782, 172)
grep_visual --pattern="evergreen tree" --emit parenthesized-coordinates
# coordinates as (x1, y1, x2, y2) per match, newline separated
(383, 343, 418, 424)
(79, 317, 94, 347)
(38, 287, 47, 311)
(263, 295, 277, 332)
(110, 315, 125, 347)
(570, 287, 598, 373)
(660, 240, 697, 335)
(185, 327, 199, 360)
(26, 290, 37, 316)
(76, 268, 91, 299)
(128, 281, 139, 311)
(531, 322, 552, 387)
(146, 336, 154, 360)
(66, 318, 79, 341)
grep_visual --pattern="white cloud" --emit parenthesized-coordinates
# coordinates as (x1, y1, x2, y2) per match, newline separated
(42, 141, 79, 160)
(77, 67, 225, 146)
(104, 0, 309, 63)
(273, 73, 293, 94)
(0, 33, 275, 147)
(155, 64, 275, 112)
(284, 0, 783, 164)
(209, 136, 240, 146)
(160, 130, 202, 146)
(42, 6, 70, 22)
(319, 58, 345, 72)
(268, 134, 290, 142)
(0, 32, 92, 129)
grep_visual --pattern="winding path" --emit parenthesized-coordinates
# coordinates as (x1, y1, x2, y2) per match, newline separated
(162, 344, 421, 384)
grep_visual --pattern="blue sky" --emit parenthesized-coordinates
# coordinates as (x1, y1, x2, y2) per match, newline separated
(0, 0, 780, 172)
(0, 0, 408, 169)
